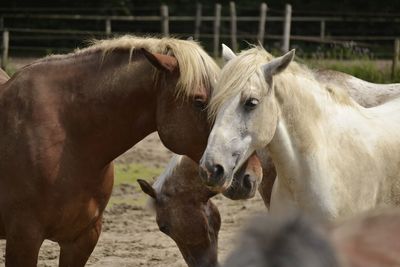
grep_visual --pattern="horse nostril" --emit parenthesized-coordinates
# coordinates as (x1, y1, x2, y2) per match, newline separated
(243, 174, 253, 190)
(204, 164, 225, 186)
(212, 164, 224, 178)
(200, 162, 226, 187)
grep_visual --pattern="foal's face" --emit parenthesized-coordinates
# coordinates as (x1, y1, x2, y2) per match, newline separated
(200, 47, 295, 190)
(155, 197, 220, 267)
(138, 177, 221, 267)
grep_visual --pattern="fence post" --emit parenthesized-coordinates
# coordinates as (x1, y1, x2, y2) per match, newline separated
(2, 30, 9, 69)
(257, 3, 267, 46)
(194, 3, 202, 40)
(105, 18, 112, 36)
(392, 38, 400, 80)
(213, 3, 221, 57)
(160, 4, 169, 37)
(230, 2, 237, 51)
(282, 3, 292, 52)
(320, 20, 325, 40)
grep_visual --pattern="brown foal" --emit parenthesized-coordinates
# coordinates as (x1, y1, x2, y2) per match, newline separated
(139, 155, 221, 267)
(139, 153, 263, 267)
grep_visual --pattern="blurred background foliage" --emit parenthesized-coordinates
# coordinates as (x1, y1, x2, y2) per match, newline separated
(3, 0, 400, 14)
(2, 0, 400, 82)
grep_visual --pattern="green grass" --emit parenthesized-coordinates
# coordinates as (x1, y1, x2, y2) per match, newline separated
(107, 195, 145, 207)
(217, 52, 400, 83)
(305, 59, 400, 83)
(4, 65, 16, 76)
(114, 163, 163, 185)
(105, 163, 163, 208)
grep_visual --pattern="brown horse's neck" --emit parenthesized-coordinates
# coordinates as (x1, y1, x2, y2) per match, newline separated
(29, 49, 158, 167)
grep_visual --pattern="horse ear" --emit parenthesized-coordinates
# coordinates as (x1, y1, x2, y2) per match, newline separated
(222, 44, 236, 63)
(141, 48, 178, 73)
(262, 49, 295, 77)
(138, 179, 156, 199)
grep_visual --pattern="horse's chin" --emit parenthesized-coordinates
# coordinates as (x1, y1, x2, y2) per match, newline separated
(206, 182, 231, 194)
(222, 178, 257, 200)
(202, 175, 232, 193)
(223, 187, 257, 200)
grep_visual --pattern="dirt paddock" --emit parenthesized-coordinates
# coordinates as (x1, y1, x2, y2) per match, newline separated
(0, 133, 266, 266)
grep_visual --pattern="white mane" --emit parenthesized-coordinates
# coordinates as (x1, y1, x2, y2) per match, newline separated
(153, 155, 183, 194)
(145, 154, 183, 212)
(208, 47, 310, 118)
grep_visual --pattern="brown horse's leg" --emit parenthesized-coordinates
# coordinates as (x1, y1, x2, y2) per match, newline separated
(5, 220, 44, 267)
(59, 216, 102, 267)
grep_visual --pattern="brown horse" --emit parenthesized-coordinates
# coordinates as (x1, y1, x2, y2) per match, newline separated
(0, 35, 262, 267)
(138, 155, 221, 267)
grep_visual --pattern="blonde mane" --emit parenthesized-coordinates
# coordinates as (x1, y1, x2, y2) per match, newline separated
(152, 155, 183, 194)
(145, 155, 183, 211)
(43, 35, 220, 98)
(208, 46, 354, 118)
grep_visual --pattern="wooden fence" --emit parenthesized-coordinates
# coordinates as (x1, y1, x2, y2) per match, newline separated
(1, 2, 400, 71)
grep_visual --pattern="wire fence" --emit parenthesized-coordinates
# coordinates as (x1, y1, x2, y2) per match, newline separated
(1, 2, 400, 67)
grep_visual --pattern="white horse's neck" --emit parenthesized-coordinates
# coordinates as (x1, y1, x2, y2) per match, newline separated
(267, 73, 364, 220)
(270, 73, 346, 155)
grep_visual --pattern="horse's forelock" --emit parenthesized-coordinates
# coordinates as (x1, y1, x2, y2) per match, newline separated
(152, 155, 183, 195)
(208, 47, 273, 120)
(208, 46, 354, 120)
(164, 40, 220, 101)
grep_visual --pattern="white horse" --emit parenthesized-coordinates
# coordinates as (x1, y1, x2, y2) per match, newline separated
(200, 45, 400, 221)
(224, 50, 400, 207)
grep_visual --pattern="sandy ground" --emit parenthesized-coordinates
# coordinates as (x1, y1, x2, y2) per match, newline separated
(0, 133, 266, 267)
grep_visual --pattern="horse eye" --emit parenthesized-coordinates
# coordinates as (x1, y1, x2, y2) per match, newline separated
(244, 98, 259, 110)
(193, 97, 207, 110)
